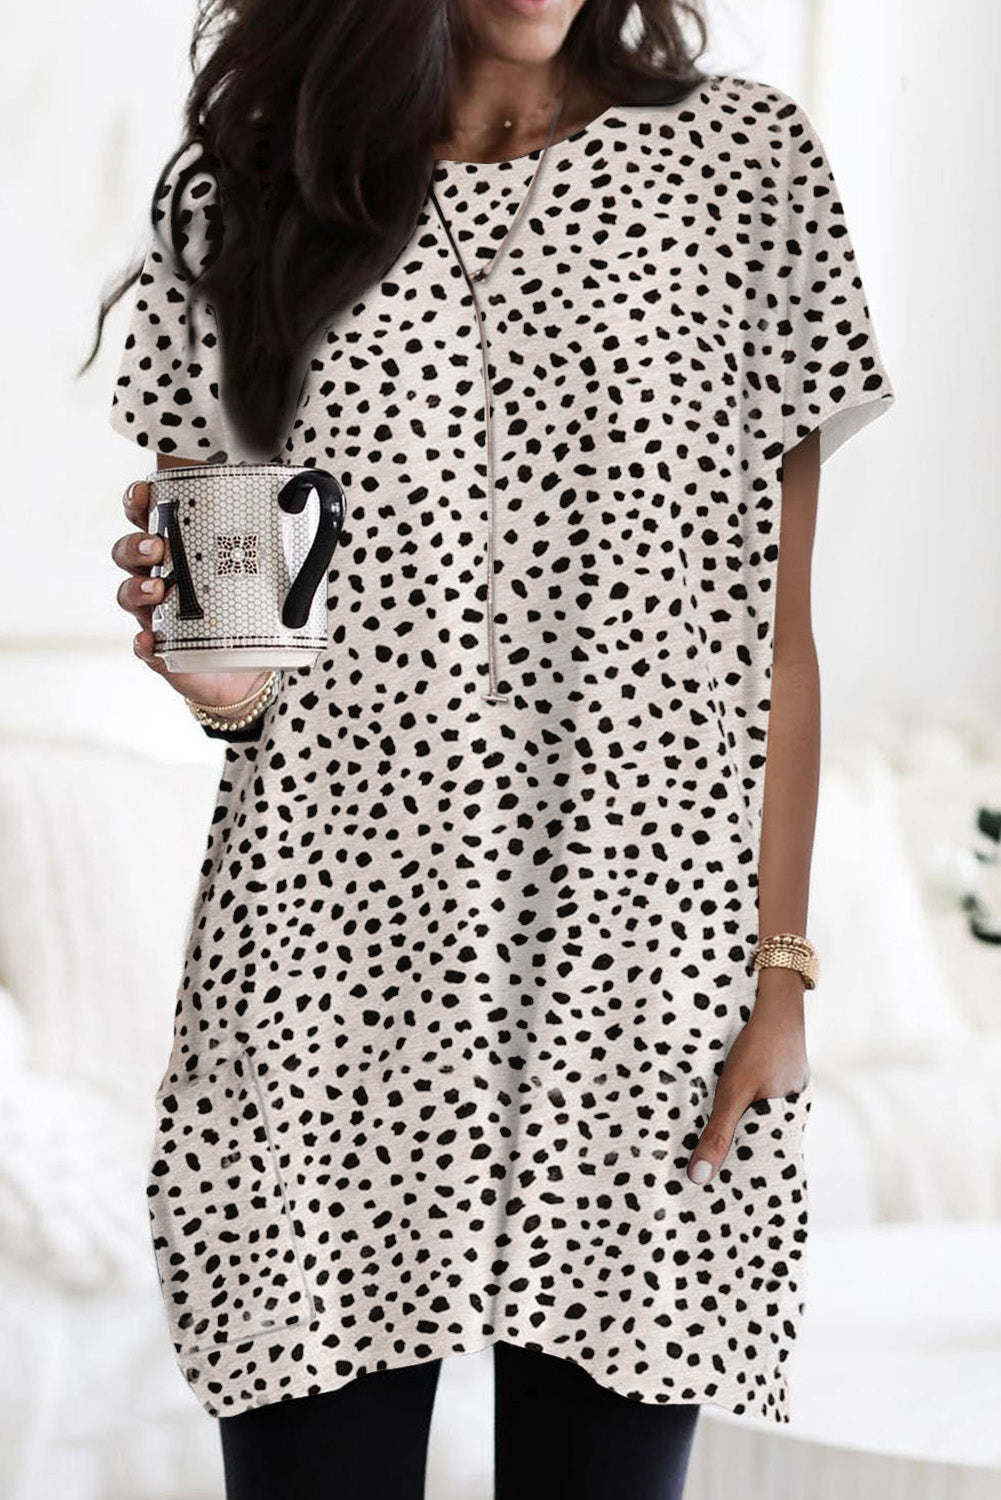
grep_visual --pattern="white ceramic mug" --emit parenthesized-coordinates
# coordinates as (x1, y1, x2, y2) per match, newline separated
(144, 463, 346, 672)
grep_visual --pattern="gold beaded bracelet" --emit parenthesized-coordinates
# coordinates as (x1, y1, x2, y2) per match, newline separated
(752, 932, 818, 990)
(185, 669, 280, 732)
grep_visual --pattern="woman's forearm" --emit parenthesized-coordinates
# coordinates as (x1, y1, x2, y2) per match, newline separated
(754, 639, 821, 1015)
(753, 428, 823, 1020)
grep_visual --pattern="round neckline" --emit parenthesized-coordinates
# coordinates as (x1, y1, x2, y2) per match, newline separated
(432, 100, 620, 170)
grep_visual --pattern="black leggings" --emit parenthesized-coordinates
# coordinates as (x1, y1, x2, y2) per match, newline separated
(219, 1341, 700, 1500)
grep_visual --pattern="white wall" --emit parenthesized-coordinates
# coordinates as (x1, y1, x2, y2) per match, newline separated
(704, 0, 1001, 727)
(806, 0, 1001, 726)
(1, 0, 998, 755)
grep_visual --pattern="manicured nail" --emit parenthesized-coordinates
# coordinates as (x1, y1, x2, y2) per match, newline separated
(139, 537, 157, 555)
(141, 578, 157, 593)
(690, 1159, 713, 1184)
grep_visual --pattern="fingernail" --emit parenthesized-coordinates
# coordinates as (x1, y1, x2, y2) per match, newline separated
(690, 1159, 713, 1184)
(141, 578, 157, 593)
(139, 537, 157, 555)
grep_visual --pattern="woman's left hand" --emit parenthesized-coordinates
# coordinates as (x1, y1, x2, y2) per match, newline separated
(687, 970, 811, 1185)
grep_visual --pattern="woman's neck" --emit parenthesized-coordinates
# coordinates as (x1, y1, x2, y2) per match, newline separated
(433, 58, 610, 163)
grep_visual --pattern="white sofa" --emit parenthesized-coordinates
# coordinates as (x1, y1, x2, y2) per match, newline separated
(1, 644, 999, 1499)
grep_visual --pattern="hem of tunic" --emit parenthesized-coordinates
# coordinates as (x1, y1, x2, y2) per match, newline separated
(188, 1326, 798, 1427)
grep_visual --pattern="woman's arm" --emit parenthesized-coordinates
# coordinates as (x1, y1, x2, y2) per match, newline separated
(687, 428, 820, 1183)
(750, 426, 821, 1046)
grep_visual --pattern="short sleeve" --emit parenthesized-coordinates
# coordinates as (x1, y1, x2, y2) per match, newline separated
(779, 101, 895, 464)
(108, 141, 246, 463)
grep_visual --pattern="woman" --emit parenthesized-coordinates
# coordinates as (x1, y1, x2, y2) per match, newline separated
(96, 0, 895, 1494)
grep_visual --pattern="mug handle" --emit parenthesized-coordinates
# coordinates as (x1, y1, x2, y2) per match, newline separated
(156, 498, 204, 621)
(277, 470, 346, 630)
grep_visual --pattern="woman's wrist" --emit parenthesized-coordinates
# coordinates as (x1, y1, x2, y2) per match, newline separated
(750, 972, 804, 1032)
(753, 931, 818, 989)
(198, 670, 272, 719)
(752, 965, 807, 1017)
(186, 670, 272, 715)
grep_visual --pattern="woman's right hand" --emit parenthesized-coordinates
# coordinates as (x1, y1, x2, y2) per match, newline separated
(113, 477, 270, 711)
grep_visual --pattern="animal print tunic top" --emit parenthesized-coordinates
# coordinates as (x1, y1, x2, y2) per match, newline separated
(109, 72, 895, 1423)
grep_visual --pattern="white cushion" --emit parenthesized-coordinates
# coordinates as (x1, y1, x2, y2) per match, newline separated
(0, 735, 220, 1111)
(806, 745, 970, 1070)
(0, 1066, 153, 1289)
(0, 983, 27, 1077)
(813, 1051, 1001, 1221)
(892, 719, 1001, 1036)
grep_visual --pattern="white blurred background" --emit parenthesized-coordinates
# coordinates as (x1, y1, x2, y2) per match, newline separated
(1, 2, 999, 1497)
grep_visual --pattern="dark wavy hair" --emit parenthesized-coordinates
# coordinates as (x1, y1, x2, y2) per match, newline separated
(80, 0, 709, 459)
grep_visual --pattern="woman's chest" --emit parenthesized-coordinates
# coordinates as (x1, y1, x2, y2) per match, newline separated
(280, 138, 783, 678)
(286, 171, 782, 502)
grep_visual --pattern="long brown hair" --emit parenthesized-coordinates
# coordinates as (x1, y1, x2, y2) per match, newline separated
(80, 0, 709, 459)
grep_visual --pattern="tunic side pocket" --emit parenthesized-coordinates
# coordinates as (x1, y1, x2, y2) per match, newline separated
(729, 1073, 814, 1163)
(146, 1046, 315, 1358)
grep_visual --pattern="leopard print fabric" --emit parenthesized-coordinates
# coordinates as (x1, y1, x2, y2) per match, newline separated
(109, 73, 894, 1421)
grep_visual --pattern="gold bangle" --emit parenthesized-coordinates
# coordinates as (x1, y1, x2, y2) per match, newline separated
(752, 933, 818, 990)
(184, 669, 277, 715)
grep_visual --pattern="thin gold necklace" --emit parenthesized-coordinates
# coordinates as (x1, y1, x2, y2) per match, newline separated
(443, 91, 567, 148)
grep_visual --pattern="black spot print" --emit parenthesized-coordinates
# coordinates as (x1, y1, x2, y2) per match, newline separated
(111, 72, 893, 1422)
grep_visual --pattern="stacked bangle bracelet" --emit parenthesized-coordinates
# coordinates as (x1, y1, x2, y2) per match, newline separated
(752, 932, 818, 990)
(184, 669, 280, 732)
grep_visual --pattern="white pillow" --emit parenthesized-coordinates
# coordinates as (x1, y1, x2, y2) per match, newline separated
(0, 1066, 154, 1289)
(806, 745, 970, 1071)
(0, 735, 221, 1111)
(0, 982, 27, 1077)
(891, 718, 1001, 1037)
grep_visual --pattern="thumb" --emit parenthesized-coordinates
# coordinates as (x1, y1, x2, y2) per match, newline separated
(687, 1088, 744, 1185)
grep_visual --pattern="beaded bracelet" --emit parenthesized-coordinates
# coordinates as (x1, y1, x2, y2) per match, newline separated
(185, 669, 280, 732)
(752, 932, 818, 990)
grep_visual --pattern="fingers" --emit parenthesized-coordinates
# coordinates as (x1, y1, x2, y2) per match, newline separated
(123, 478, 149, 529)
(116, 566, 164, 623)
(119, 480, 169, 674)
(112, 477, 161, 575)
(113, 477, 167, 624)
(111, 527, 164, 576)
(687, 1088, 744, 1186)
(132, 626, 168, 674)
